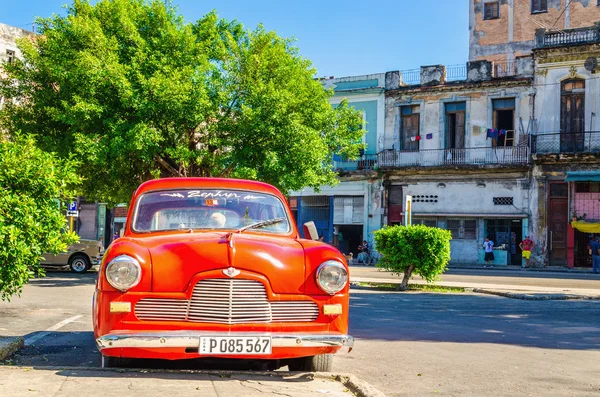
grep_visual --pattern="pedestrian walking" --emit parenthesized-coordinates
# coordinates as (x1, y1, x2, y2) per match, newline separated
(483, 237, 494, 267)
(590, 236, 600, 274)
(519, 235, 535, 268)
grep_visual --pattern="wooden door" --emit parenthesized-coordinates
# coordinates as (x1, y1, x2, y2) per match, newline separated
(548, 183, 569, 266)
(455, 112, 465, 149)
(402, 114, 419, 151)
(560, 79, 585, 153)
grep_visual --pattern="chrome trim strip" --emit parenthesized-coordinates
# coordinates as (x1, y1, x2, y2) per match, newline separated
(96, 332, 353, 350)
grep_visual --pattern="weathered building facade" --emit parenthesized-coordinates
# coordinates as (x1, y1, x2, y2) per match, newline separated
(470, 0, 600, 63)
(290, 74, 385, 258)
(531, 27, 600, 267)
(0, 22, 34, 107)
(382, 61, 535, 265)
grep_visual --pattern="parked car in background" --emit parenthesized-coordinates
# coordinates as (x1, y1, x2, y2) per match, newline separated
(42, 239, 105, 273)
(93, 177, 353, 371)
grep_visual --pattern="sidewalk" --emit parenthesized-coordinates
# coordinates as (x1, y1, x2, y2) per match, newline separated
(350, 266, 600, 300)
(448, 263, 596, 273)
(0, 366, 385, 397)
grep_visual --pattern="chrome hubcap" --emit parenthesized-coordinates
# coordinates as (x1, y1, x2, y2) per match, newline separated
(72, 259, 86, 272)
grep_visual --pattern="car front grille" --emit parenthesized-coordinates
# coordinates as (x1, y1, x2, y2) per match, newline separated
(134, 278, 319, 324)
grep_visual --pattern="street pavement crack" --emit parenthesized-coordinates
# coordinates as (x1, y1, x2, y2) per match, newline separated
(239, 380, 294, 397)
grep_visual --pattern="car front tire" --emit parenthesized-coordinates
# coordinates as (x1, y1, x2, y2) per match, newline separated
(288, 354, 333, 372)
(69, 254, 91, 273)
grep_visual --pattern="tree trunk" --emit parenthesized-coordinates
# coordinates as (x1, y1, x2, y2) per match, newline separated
(399, 264, 415, 291)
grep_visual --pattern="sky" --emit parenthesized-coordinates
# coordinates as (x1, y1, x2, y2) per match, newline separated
(1, 0, 470, 78)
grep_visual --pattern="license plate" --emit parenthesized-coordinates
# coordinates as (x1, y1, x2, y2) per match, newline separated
(199, 336, 272, 355)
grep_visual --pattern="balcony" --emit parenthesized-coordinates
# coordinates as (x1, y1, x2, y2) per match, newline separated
(333, 154, 378, 172)
(536, 26, 600, 49)
(532, 132, 600, 155)
(493, 60, 516, 78)
(378, 146, 530, 168)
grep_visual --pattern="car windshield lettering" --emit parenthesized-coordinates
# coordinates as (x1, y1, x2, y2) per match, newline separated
(132, 189, 291, 234)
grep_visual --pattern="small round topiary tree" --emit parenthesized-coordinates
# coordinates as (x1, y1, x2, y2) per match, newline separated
(374, 225, 452, 290)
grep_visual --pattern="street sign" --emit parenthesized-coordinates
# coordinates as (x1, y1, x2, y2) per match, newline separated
(67, 210, 79, 218)
(67, 201, 77, 212)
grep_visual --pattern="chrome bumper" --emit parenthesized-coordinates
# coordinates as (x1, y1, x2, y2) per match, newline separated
(97, 331, 353, 351)
(91, 255, 103, 266)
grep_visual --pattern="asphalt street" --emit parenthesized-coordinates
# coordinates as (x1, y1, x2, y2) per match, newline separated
(1, 269, 600, 396)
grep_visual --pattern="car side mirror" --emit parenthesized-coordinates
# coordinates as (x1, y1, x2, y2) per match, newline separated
(303, 221, 319, 241)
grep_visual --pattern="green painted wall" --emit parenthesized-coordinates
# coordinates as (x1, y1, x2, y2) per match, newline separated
(334, 79, 379, 91)
(334, 100, 378, 155)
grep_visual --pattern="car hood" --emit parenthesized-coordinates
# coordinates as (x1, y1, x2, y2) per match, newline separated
(134, 232, 306, 294)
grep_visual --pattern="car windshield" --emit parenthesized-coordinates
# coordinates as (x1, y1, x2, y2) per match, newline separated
(132, 189, 291, 234)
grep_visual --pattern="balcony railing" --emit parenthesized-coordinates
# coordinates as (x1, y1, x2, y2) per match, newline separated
(333, 154, 378, 171)
(532, 131, 600, 154)
(378, 146, 530, 168)
(399, 69, 420, 85)
(536, 27, 600, 48)
(446, 64, 467, 81)
(493, 60, 516, 78)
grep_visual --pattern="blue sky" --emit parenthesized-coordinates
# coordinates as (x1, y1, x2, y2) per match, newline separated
(1, 0, 469, 78)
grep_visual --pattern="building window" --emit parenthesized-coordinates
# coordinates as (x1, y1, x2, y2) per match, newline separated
(446, 219, 477, 239)
(575, 182, 600, 193)
(483, 2, 500, 20)
(6, 50, 15, 64)
(445, 102, 466, 150)
(400, 105, 420, 151)
(492, 98, 515, 147)
(531, 0, 547, 13)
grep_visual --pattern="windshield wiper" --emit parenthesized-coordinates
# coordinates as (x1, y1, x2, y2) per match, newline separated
(236, 218, 286, 233)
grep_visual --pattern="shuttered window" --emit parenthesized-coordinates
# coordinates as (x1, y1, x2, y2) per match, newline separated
(446, 219, 477, 240)
(484, 2, 499, 20)
(531, 0, 547, 13)
(334, 196, 364, 224)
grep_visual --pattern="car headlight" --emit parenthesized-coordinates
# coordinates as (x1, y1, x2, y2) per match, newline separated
(316, 260, 348, 295)
(106, 255, 141, 291)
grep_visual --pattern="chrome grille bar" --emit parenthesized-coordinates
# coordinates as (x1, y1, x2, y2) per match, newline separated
(134, 278, 319, 324)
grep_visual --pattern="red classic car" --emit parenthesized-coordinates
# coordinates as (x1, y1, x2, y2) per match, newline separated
(93, 177, 353, 371)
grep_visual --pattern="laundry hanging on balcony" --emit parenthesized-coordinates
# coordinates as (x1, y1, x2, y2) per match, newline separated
(486, 129, 498, 139)
(571, 220, 600, 233)
(409, 135, 422, 142)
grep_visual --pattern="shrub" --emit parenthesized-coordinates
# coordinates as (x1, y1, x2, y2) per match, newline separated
(374, 225, 452, 290)
(0, 135, 80, 300)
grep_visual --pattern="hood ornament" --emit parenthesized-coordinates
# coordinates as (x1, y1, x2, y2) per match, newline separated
(223, 267, 240, 278)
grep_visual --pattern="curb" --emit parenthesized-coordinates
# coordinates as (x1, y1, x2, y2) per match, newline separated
(472, 288, 600, 301)
(351, 280, 600, 301)
(0, 336, 24, 361)
(0, 366, 387, 397)
(329, 373, 387, 397)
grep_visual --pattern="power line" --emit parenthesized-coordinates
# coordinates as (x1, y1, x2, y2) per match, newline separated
(551, 0, 573, 30)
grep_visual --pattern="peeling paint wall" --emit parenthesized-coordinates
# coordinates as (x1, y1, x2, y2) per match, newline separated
(384, 83, 533, 153)
(470, 0, 600, 61)
(0, 22, 34, 65)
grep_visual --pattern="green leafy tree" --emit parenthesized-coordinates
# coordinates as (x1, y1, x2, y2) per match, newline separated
(374, 225, 452, 291)
(0, 0, 364, 205)
(0, 135, 81, 301)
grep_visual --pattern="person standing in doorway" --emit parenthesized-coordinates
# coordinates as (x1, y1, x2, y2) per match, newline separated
(519, 236, 535, 269)
(590, 236, 600, 274)
(483, 237, 494, 267)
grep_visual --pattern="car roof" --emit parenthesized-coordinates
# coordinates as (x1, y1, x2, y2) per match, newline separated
(132, 177, 286, 201)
